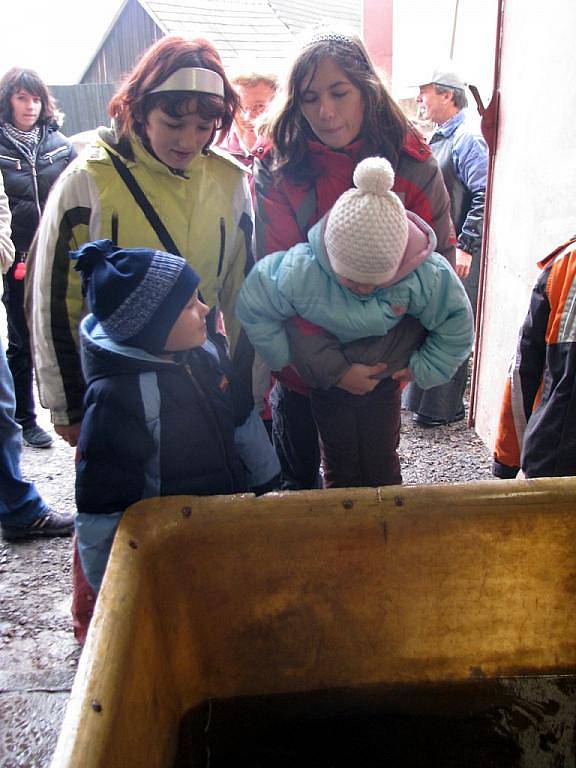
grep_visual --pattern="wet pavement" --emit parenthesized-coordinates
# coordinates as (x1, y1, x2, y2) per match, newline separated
(0, 412, 78, 767)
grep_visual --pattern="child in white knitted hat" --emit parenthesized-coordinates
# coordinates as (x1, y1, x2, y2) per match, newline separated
(237, 157, 474, 487)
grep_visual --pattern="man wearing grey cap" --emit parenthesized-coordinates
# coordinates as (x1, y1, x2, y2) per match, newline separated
(417, 67, 487, 310)
(404, 66, 487, 428)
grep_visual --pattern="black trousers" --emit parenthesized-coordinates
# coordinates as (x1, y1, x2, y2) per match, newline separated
(270, 383, 322, 490)
(2, 257, 37, 429)
(310, 378, 402, 488)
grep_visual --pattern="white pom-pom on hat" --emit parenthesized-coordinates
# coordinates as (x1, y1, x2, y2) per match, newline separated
(352, 156, 395, 197)
(325, 156, 409, 286)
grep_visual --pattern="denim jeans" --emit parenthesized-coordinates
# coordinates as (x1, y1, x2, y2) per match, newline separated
(402, 358, 468, 423)
(75, 511, 123, 594)
(3, 261, 37, 429)
(0, 337, 48, 526)
(234, 406, 280, 489)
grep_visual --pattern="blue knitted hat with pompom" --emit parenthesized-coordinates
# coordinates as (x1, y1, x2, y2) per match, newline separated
(71, 239, 200, 354)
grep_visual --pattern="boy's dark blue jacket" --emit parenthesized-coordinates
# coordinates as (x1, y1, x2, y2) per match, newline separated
(76, 315, 246, 515)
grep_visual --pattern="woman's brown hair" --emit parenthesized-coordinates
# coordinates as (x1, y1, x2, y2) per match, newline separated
(109, 35, 239, 152)
(269, 31, 413, 183)
(0, 67, 58, 126)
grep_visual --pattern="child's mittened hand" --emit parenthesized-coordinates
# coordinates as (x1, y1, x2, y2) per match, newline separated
(337, 362, 388, 395)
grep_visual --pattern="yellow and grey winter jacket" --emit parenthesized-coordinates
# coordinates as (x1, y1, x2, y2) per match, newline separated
(31, 128, 254, 426)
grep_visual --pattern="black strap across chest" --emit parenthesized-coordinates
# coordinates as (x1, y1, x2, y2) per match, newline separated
(105, 147, 221, 333)
(105, 148, 181, 257)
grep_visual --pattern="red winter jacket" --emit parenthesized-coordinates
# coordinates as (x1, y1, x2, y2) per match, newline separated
(253, 131, 456, 394)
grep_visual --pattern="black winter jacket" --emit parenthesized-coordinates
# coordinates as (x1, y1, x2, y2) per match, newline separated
(0, 121, 76, 252)
(76, 316, 247, 516)
(493, 236, 576, 479)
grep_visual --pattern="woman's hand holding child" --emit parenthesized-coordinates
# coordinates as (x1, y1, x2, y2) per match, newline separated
(337, 362, 388, 395)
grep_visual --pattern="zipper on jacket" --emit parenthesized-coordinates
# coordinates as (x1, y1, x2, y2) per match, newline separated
(111, 212, 118, 245)
(217, 217, 226, 277)
(30, 165, 42, 220)
(0, 154, 21, 170)
(41, 146, 69, 164)
(182, 362, 238, 487)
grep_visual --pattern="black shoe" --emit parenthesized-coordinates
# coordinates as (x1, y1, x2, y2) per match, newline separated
(412, 414, 446, 428)
(412, 412, 465, 428)
(1, 509, 75, 541)
(22, 424, 53, 448)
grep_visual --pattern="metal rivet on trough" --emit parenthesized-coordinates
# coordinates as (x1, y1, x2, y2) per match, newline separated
(342, 500, 354, 510)
(181, 506, 192, 518)
(394, 496, 404, 507)
(128, 540, 138, 549)
(91, 700, 102, 713)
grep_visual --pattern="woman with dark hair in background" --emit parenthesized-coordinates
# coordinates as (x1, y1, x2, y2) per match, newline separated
(254, 26, 456, 490)
(0, 67, 76, 448)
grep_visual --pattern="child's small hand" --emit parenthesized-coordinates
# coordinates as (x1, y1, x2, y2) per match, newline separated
(391, 367, 414, 383)
(337, 363, 388, 395)
(55, 422, 82, 447)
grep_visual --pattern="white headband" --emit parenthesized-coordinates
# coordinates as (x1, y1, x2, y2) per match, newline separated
(148, 67, 225, 97)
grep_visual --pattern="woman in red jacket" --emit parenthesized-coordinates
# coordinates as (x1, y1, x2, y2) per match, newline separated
(254, 26, 455, 490)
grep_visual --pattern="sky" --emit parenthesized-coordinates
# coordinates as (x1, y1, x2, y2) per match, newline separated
(394, 0, 497, 103)
(1, 0, 497, 101)
(0, 0, 123, 84)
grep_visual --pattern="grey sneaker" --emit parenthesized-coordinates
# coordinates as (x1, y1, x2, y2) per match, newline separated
(1, 509, 74, 541)
(22, 424, 54, 448)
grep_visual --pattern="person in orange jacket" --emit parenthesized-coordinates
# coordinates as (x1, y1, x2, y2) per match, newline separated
(493, 235, 576, 479)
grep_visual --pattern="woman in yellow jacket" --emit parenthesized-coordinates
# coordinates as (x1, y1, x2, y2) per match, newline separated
(30, 36, 280, 638)
(32, 36, 263, 441)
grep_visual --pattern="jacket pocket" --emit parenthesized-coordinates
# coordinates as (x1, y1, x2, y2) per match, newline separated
(0, 154, 21, 170)
(41, 146, 70, 164)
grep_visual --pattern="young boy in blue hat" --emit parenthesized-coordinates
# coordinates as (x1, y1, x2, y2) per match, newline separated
(71, 239, 247, 641)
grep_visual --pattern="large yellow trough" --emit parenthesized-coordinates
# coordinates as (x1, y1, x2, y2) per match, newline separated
(51, 478, 576, 767)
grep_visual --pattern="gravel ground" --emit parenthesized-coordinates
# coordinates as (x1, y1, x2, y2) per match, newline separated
(0, 401, 494, 767)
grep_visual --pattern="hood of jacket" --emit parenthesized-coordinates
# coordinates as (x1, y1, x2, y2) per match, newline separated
(93, 126, 193, 180)
(94, 126, 250, 180)
(254, 128, 431, 169)
(306, 130, 431, 172)
(80, 314, 175, 385)
(308, 209, 437, 295)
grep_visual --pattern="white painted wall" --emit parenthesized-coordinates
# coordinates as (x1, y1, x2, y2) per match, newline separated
(474, 0, 576, 450)
(392, 0, 576, 453)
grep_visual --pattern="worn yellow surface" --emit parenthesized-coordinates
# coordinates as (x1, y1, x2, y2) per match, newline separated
(51, 478, 576, 767)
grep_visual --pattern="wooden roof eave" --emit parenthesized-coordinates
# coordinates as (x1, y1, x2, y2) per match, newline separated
(78, 0, 168, 83)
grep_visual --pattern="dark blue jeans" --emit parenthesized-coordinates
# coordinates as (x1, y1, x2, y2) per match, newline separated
(402, 359, 468, 423)
(0, 337, 47, 526)
(3, 259, 37, 429)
